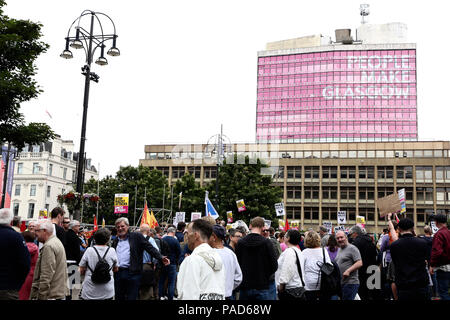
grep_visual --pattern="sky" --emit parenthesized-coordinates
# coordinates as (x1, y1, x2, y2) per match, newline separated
(4, 0, 450, 178)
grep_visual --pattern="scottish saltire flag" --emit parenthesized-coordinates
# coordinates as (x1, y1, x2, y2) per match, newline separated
(205, 191, 219, 219)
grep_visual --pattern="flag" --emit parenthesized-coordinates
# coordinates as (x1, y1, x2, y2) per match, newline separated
(205, 191, 219, 219)
(284, 218, 290, 231)
(149, 209, 159, 229)
(93, 215, 98, 232)
(141, 201, 151, 227)
(101, 217, 105, 228)
(179, 192, 182, 209)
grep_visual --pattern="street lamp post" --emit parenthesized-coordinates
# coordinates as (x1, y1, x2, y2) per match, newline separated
(60, 10, 119, 221)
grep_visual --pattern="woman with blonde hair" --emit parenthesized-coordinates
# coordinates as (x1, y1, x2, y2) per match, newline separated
(300, 230, 332, 300)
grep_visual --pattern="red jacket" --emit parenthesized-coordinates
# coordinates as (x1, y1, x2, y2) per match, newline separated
(19, 242, 39, 300)
(430, 227, 450, 268)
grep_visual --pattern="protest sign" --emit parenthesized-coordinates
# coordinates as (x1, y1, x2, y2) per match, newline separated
(377, 193, 402, 218)
(191, 212, 201, 221)
(337, 211, 346, 225)
(227, 211, 233, 223)
(430, 221, 439, 234)
(236, 199, 246, 212)
(334, 226, 345, 233)
(175, 212, 185, 224)
(39, 209, 48, 219)
(323, 221, 332, 234)
(398, 188, 406, 214)
(275, 202, 285, 217)
(114, 194, 129, 214)
(264, 219, 272, 228)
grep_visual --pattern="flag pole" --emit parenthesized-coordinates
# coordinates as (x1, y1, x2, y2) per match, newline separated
(96, 162, 100, 226)
(134, 185, 137, 227)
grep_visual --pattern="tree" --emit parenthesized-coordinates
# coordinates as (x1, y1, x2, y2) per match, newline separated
(0, 0, 54, 150)
(83, 165, 169, 226)
(173, 173, 205, 216)
(207, 155, 283, 228)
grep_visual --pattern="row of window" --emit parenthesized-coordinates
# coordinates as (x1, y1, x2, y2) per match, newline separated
(14, 184, 52, 197)
(275, 166, 450, 181)
(12, 202, 49, 219)
(16, 163, 75, 181)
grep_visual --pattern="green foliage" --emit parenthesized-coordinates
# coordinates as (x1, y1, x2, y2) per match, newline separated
(83, 165, 169, 225)
(0, 0, 54, 148)
(173, 173, 205, 216)
(207, 155, 283, 228)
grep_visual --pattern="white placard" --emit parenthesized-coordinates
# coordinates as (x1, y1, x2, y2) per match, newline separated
(337, 211, 347, 225)
(323, 221, 333, 234)
(264, 219, 272, 228)
(430, 221, 439, 234)
(191, 212, 201, 221)
(275, 202, 285, 217)
(175, 212, 185, 225)
(334, 226, 345, 233)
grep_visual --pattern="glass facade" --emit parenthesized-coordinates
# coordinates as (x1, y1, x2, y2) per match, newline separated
(256, 48, 417, 143)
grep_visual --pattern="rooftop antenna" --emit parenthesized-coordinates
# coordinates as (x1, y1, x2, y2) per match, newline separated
(360, 4, 370, 24)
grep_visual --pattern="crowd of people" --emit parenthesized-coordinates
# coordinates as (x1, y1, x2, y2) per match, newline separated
(0, 206, 449, 301)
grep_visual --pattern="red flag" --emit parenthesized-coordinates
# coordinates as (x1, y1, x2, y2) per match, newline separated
(284, 218, 290, 231)
(93, 215, 98, 231)
(20, 221, 26, 232)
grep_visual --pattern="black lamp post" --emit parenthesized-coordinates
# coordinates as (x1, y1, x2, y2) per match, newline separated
(61, 10, 119, 220)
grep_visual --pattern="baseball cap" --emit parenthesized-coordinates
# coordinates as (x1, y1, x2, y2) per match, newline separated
(212, 225, 226, 240)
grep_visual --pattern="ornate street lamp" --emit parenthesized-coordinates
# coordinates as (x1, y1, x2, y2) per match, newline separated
(60, 10, 119, 220)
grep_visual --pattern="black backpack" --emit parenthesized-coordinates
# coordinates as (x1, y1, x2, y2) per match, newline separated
(317, 247, 342, 297)
(88, 247, 112, 284)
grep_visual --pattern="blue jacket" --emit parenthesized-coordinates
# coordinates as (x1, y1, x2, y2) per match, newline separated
(0, 225, 31, 290)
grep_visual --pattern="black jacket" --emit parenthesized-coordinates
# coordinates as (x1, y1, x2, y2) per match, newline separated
(54, 223, 66, 247)
(65, 229, 81, 263)
(352, 234, 378, 275)
(390, 233, 429, 290)
(0, 225, 30, 290)
(112, 231, 163, 275)
(235, 233, 278, 290)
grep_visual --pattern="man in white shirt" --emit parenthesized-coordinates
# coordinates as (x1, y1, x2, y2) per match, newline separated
(209, 225, 242, 300)
(177, 220, 225, 300)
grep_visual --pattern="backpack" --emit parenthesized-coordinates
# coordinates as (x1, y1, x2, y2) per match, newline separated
(87, 246, 112, 284)
(318, 247, 341, 297)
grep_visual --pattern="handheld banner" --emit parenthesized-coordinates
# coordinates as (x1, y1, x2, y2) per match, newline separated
(236, 199, 246, 212)
(275, 202, 285, 217)
(337, 211, 347, 225)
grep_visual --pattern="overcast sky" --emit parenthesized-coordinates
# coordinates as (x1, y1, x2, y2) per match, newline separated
(5, 0, 450, 177)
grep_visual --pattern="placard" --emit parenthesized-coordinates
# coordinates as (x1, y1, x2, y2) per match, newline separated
(114, 193, 129, 214)
(398, 188, 406, 214)
(191, 212, 201, 221)
(236, 199, 246, 212)
(377, 193, 402, 218)
(337, 211, 347, 225)
(227, 211, 233, 223)
(356, 216, 366, 225)
(275, 202, 285, 217)
(39, 209, 48, 219)
(334, 226, 345, 233)
(323, 221, 333, 234)
(176, 212, 185, 224)
(430, 221, 439, 234)
(264, 219, 272, 228)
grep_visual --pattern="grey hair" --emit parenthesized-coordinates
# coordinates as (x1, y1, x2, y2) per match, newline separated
(149, 228, 156, 235)
(349, 225, 364, 236)
(69, 220, 80, 229)
(167, 227, 176, 234)
(115, 217, 129, 226)
(0, 208, 13, 225)
(37, 219, 54, 234)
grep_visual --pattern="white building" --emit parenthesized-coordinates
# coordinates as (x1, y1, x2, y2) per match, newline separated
(10, 135, 98, 220)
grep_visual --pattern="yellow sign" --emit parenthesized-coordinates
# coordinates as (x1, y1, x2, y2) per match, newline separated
(356, 216, 366, 225)
(114, 194, 129, 214)
(39, 209, 48, 219)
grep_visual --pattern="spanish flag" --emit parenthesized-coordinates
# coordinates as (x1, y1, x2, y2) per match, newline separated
(93, 215, 98, 232)
(149, 209, 159, 229)
(141, 202, 151, 227)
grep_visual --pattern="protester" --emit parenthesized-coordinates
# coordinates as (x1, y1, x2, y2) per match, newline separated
(177, 219, 225, 300)
(210, 225, 242, 300)
(79, 227, 88, 255)
(62, 217, 71, 232)
(228, 228, 243, 252)
(79, 228, 118, 300)
(429, 214, 450, 300)
(262, 225, 281, 299)
(275, 229, 305, 300)
(236, 226, 248, 237)
(11, 216, 21, 233)
(159, 227, 181, 300)
(326, 234, 339, 261)
(390, 218, 430, 300)
(335, 230, 363, 300)
(111, 217, 169, 300)
(278, 231, 287, 252)
(348, 225, 379, 300)
(235, 216, 278, 300)
(319, 226, 330, 247)
(18, 231, 39, 300)
(0, 208, 30, 300)
(65, 220, 82, 264)
(30, 219, 68, 300)
(175, 222, 186, 243)
(421, 225, 437, 298)
(300, 231, 332, 300)
(50, 207, 66, 247)
(139, 224, 160, 300)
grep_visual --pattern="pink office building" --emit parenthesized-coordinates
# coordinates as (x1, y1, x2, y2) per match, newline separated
(256, 28, 417, 143)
